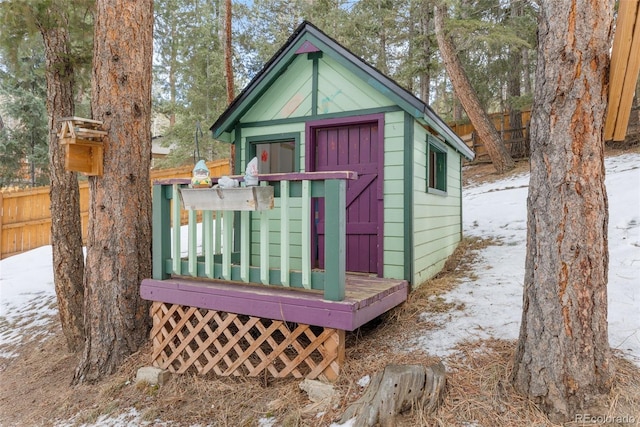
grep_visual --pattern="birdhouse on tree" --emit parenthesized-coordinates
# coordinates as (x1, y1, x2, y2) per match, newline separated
(57, 117, 107, 176)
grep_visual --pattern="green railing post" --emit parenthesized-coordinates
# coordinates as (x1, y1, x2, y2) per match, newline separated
(203, 210, 214, 278)
(188, 209, 198, 276)
(152, 184, 171, 279)
(172, 184, 182, 275)
(280, 180, 290, 286)
(215, 210, 222, 254)
(323, 179, 346, 301)
(240, 210, 250, 282)
(222, 211, 233, 280)
(301, 180, 311, 289)
(259, 182, 270, 284)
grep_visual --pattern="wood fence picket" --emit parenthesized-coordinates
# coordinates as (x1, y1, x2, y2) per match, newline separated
(0, 159, 230, 259)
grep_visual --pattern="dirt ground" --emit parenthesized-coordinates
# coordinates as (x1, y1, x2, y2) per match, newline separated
(1, 144, 638, 427)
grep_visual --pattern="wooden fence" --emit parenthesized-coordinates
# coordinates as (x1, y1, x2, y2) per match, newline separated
(448, 109, 532, 162)
(0, 159, 230, 259)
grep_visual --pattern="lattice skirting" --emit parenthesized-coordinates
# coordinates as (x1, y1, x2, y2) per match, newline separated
(150, 301, 345, 381)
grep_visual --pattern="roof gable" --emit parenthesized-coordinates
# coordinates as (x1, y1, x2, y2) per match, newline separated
(210, 21, 474, 160)
(241, 54, 313, 122)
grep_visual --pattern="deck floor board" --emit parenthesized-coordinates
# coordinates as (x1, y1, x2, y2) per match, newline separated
(141, 274, 409, 331)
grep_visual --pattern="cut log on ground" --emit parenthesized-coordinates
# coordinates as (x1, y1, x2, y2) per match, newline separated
(339, 362, 446, 426)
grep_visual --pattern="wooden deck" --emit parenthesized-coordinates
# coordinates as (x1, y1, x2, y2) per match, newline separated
(141, 274, 409, 331)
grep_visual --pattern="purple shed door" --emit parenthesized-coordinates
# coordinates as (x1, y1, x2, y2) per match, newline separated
(312, 120, 382, 274)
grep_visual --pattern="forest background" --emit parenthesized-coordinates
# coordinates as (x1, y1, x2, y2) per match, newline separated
(1, 1, 638, 424)
(0, 0, 544, 188)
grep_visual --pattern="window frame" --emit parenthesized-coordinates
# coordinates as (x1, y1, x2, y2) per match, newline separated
(426, 135, 448, 195)
(246, 133, 301, 174)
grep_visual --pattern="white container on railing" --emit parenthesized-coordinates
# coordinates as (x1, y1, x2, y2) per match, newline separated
(178, 186, 274, 211)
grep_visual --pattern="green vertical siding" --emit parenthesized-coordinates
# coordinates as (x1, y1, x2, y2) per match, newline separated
(382, 110, 406, 280)
(412, 126, 463, 287)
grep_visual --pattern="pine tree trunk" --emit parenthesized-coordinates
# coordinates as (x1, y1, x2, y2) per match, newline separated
(507, 0, 526, 159)
(511, 0, 615, 421)
(522, 48, 532, 97)
(433, 4, 514, 174)
(41, 24, 85, 353)
(224, 0, 234, 104)
(507, 54, 525, 158)
(376, 4, 389, 76)
(418, 1, 433, 102)
(223, 0, 236, 171)
(74, 0, 153, 384)
(169, 19, 177, 128)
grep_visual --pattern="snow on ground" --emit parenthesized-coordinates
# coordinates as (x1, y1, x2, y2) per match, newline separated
(410, 152, 640, 365)
(55, 408, 172, 427)
(0, 152, 638, 425)
(0, 245, 58, 359)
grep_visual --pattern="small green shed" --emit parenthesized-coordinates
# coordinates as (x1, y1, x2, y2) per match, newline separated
(141, 21, 476, 380)
(210, 21, 475, 287)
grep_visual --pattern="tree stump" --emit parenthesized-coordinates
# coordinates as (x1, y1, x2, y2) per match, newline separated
(339, 362, 447, 427)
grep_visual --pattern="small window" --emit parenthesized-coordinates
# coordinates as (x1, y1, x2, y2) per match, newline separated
(254, 141, 296, 174)
(427, 139, 447, 193)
